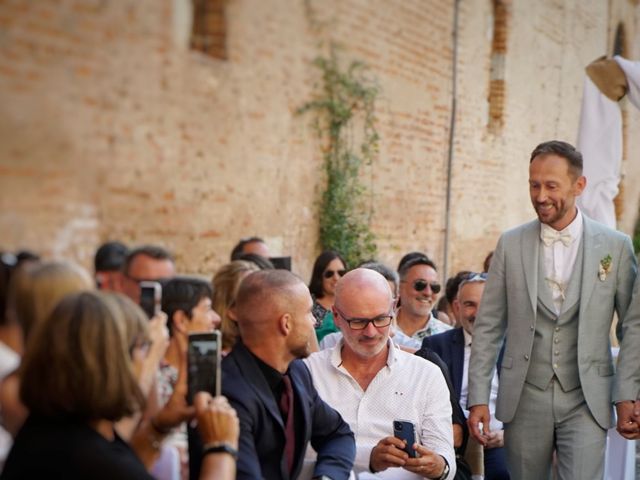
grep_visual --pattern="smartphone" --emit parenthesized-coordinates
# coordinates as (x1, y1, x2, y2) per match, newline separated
(187, 331, 221, 404)
(393, 420, 418, 458)
(269, 256, 292, 271)
(139, 281, 162, 319)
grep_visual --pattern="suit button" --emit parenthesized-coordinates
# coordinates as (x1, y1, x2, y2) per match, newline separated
(554, 351, 559, 355)
(553, 363, 558, 368)
(554, 338, 559, 344)
(530, 325, 534, 331)
(524, 354, 529, 361)
(555, 327, 560, 332)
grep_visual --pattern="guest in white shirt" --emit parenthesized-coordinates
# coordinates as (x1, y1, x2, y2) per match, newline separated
(305, 268, 455, 480)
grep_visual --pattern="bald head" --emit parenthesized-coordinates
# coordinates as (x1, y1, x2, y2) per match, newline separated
(235, 270, 306, 337)
(335, 268, 393, 314)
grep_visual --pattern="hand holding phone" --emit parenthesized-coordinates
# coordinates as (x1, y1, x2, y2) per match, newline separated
(393, 420, 418, 458)
(187, 331, 221, 405)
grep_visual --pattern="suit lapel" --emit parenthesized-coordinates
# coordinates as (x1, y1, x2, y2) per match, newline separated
(521, 221, 540, 314)
(579, 216, 604, 321)
(233, 343, 285, 430)
(451, 329, 465, 398)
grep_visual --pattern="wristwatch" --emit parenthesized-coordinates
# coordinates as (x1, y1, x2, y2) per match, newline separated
(433, 457, 450, 480)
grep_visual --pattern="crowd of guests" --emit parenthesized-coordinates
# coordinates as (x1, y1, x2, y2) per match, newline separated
(0, 236, 496, 480)
(1, 140, 640, 480)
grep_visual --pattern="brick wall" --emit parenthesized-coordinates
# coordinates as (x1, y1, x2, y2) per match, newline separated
(1, 0, 639, 282)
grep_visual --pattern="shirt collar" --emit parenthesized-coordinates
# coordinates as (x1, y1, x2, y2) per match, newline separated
(462, 329, 472, 347)
(330, 338, 398, 370)
(539, 208, 583, 244)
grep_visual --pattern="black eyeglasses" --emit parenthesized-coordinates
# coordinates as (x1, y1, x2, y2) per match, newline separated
(334, 307, 393, 330)
(323, 269, 347, 279)
(411, 279, 441, 294)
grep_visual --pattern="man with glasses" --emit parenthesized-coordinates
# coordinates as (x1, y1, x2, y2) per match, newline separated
(394, 256, 451, 350)
(122, 245, 175, 303)
(417, 273, 509, 480)
(304, 268, 456, 479)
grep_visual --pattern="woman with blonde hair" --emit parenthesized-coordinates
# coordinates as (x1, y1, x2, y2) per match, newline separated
(212, 260, 259, 353)
(1, 260, 93, 437)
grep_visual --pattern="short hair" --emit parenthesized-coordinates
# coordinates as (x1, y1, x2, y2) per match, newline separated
(230, 237, 266, 261)
(109, 293, 150, 351)
(237, 253, 274, 270)
(213, 261, 260, 351)
(20, 291, 146, 421)
(529, 140, 583, 178)
(359, 261, 399, 295)
(94, 241, 129, 273)
(445, 270, 472, 305)
(308, 250, 347, 299)
(235, 270, 302, 325)
(397, 251, 429, 273)
(124, 245, 174, 276)
(7, 261, 93, 341)
(162, 276, 213, 336)
(398, 254, 438, 280)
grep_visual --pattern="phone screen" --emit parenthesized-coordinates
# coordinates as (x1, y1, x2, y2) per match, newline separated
(187, 331, 221, 404)
(393, 420, 417, 458)
(139, 281, 162, 319)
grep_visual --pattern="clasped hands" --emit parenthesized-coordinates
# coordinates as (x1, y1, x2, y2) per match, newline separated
(616, 400, 640, 440)
(370, 436, 445, 478)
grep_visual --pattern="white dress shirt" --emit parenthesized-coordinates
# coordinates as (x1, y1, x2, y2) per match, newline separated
(304, 340, 456, 479)
(459, 330, 502, 432)
(540, 211, 583, 313)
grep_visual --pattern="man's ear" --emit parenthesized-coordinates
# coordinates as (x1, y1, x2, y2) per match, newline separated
(279, 313, 292, 336)
(172, 310, 190, 334)
(452, 298, 461, 320)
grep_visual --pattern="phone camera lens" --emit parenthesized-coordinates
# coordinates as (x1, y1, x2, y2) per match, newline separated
(394, 422, 402, 430)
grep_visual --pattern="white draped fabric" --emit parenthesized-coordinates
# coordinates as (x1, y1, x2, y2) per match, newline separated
(576, 56, 640, 228)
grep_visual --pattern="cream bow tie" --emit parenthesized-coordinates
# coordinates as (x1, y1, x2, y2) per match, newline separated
(541, 229, 572, 247)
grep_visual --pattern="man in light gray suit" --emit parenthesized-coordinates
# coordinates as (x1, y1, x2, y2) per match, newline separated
(467, 140, 638, 479)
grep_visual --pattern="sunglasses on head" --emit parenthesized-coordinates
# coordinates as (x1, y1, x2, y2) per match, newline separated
(323, 269, 347, 279)
(412, 279, 441, 294)
(458, 272, 488, 288)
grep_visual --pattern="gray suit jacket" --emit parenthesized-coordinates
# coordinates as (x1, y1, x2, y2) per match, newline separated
(468, 215, 637, 429)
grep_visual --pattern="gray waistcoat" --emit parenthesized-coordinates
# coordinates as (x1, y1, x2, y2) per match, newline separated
(525, 240, 584, 392)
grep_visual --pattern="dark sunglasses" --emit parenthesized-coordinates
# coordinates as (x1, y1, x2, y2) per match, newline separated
(323, 269, 347, 279)
(412, 279, 441, 294)
(334, 307, 393, 330)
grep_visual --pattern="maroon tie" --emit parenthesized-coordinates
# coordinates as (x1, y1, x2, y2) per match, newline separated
(279, 373, 295, 474)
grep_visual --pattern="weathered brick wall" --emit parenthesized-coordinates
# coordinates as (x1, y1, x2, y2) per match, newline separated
(1, 0, 638, 282)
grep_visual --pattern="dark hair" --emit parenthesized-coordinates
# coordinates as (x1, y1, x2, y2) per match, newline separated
(529, 140, 583, 178)
(230, 237, 266, 261)
(359, 261, 399, 295)
(0, 253, 18, 326)
(397, 251, 428, 273)
(398, 254, 438, 280)
(482, 251, 493, 273)
(309, 250, 347, 299)
(124, 245, 173, 276)
(237, 253, 274, 270)
(94, 241, 129, 273)
(15, 250, 40, 264)
(162, 276, 213, 336)
(445, 270, 472, 305)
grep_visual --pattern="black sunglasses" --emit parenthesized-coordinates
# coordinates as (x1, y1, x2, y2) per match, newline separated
(412, 279, 441, 294)
(323, 269, 347, 279)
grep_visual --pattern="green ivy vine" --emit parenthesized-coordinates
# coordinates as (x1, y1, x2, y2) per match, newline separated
(298, 46, 380, 268)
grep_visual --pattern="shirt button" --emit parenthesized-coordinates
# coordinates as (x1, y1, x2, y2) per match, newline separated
(524, 354, 529, 361)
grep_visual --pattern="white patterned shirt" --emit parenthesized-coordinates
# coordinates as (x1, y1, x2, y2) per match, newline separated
(393, 313, 453, 350)
(303, 340, 455, 479)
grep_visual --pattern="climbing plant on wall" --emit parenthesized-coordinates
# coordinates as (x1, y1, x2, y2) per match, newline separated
(298, 46, 380, 268)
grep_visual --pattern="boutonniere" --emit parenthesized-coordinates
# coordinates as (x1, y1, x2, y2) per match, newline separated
(598, 254, 612, 281)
